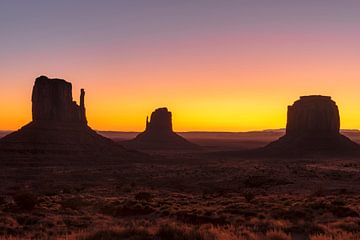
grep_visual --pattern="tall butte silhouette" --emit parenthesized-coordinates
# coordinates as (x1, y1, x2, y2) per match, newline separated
(124, 107, 198, 150)
(263, 95, 359, 155)
(0, 76, 138, 156)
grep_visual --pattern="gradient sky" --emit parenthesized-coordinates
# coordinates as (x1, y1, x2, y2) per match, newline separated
(1, 0, 360, 131)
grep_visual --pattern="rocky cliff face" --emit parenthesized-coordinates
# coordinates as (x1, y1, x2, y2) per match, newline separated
(286, 96, 340, 135)
(32, 76, 87, 125)
(123, 108, 198, 150)
(263, 95, 359, 155)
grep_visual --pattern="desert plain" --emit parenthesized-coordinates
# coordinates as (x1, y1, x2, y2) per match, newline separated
(0, 131, 360, 240)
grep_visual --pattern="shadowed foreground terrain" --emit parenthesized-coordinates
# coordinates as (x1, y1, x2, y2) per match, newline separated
(1, 139, 360, 239)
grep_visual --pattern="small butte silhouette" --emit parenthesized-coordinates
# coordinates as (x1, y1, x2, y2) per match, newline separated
(123, 108, 198, 150)
(261, 95, 359, 156)
(0, 76, 139, 157)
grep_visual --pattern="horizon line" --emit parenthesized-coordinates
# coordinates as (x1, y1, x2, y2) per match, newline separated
(1, 128, 360, 133)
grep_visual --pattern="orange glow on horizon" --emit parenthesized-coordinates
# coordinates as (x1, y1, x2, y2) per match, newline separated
(2, 68, 360, 132)
(2, 21, 360, 132)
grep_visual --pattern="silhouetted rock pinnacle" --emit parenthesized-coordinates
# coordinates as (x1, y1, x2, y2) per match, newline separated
(123, 108, 198, 150)
(0, 76, 136, 157)
(263, 95, 359, 155)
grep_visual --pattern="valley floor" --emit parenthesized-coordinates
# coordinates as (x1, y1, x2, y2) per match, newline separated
(1, 134, 360, 239)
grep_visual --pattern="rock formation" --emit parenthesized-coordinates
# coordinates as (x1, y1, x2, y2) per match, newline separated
(286, 96, 340, 136)
(145, 108, 173, 134)
(31, 76, 87, 124)
(123, 108, 198, 150)
(0, 76, 135, 156)
(263, 95, 359, 155)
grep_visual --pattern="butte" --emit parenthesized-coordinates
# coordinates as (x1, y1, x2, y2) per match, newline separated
(262, 95, 359, 156)
(0, 76, 140, 158)
(123, 108, 198, 150)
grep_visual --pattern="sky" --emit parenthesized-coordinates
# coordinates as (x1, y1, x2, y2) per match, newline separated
(1, 0, 360, 131)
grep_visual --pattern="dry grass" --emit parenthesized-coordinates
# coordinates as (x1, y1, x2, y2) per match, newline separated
(59, 221, 360, 240)
(0, 150, 360, 239)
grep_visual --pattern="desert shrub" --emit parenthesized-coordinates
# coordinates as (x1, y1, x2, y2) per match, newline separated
(310, 232, 360, 240)
(63, 216, 92, 229)
(308, 201, 329, 211)
(12, 191, 37, 211)
(306, 201, 358, 218)
(61, 197, 91, 210)
(329, 206, 359, 218)
(223, 204, 257, 217)
(176, 212, 229, 225)
(156, 224, 203, 240)
(15, 215, 40, 226)
(101, 200, 155, 217)
(285, 221, 324, 236)
(265, 230, 291, 240)
(0, 196, 6, 205)
(244, 176, 269, 188)
(243, 191, 256, 202)
(81, 229, 152, 240)
(330, 199, 345, 206)
(122, 185, 133, 193)
(251, 222, 271, 234)
(135, 192, 153, 202)
(334, 221, 360, 233)
(119, 205, 154, 216)
(244, 176, 291, 188)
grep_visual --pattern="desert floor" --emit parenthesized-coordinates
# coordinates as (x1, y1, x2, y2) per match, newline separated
(0, 132, 360, 240)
